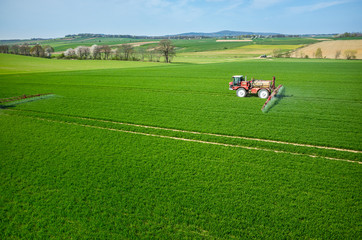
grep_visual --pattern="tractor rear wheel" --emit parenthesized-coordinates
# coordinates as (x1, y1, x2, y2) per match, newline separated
(236, 88, 247, 97)
(258, 89, 269, 99)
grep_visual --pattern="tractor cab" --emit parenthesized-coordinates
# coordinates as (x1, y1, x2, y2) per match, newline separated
(229, 75, 248, 90)
(232, 75, 245, 85)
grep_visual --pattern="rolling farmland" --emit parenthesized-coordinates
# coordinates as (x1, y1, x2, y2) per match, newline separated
(1, 48, 361, 239)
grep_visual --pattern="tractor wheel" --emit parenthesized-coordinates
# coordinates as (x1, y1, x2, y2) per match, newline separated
(236, 88, 247, 97)
(258, 89, 269, 99)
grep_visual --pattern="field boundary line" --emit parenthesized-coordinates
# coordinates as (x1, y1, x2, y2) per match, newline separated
(7, 113, 361, 164)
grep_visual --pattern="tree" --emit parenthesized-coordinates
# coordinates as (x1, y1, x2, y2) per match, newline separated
(0, 45, 9, 53)
(30, 44, 44, 57)
(344, 49, 357, 60)
(10, 45, 20, 54)
(157, 39, 176, 63)
(19, 43, 30, 55)
(64, 48, 75, 58)
(83, 47, 90, 59)
(43, 45, 54, 58)
(75, 46, 90, 59)
(121, 44, 134, 60)
(147, 46, 155, 61)
(272, 49, 282, 58)
(137, 47, 146, 61)
(115, 46, 124, 60)
(335, 50, 341, 59)
(101, 45, 111, 60)
(315, 48, 323, 58)
(90, 45, 101, 59)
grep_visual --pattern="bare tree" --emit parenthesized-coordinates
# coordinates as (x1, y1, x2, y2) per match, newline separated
(137, 47, 146, 61)
(111, 48, 118, 59)
(147, 46, 155, 61)
(19, 43, 30, 55)
(30, 44, 44, 57)
(10, 45, 20, 54)
(0, 45, 9, 53)
(90, 45, 101, 59)
(115, 46, 124, 60)
(102, 45, 111, 60)
(121, 44, 134, 60)
(335, 50, 341, 59)
(157, 39, 176, 63)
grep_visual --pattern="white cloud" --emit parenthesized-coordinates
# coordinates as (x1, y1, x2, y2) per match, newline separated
(288, 0, 351, 14)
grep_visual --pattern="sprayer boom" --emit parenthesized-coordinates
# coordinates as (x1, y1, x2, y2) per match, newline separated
(261, 85, 284, 112)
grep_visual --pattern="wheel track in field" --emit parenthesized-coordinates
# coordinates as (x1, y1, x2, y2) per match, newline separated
(6, 109, 362, 154)
(4, 112, 361, 164)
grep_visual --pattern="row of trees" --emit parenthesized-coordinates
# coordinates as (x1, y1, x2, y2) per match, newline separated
(334, 32, 362, 38)
(0, 39, 176, 63)
(62, 44, 149, 61)
(60, 39, 176, 63)
(0, 44, 54, 57)
(65, 33, 208, 40)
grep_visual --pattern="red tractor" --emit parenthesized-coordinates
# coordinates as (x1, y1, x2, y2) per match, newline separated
(229, 75, 276, 99)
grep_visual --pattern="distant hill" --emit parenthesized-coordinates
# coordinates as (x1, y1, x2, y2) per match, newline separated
(0, 31, 343, 43)
(173, 30, 281, 37)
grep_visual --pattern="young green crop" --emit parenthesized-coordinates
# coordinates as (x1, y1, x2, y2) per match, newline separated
(1, 114, 361, 239)
(0, 54, 164, 75)
(1, 53, 361, 239)
(1, 55, 361, 150)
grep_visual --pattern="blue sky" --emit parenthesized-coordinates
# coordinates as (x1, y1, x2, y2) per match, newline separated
(0, 0, 361, 39)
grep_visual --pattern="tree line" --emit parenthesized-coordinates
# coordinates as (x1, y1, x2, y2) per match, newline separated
(0, 43, 54, 57)
(0, 39, 176, 63)
(334, 32, 362, 38)
(61, 40, 175, 62)
(65, 33, 210, 40)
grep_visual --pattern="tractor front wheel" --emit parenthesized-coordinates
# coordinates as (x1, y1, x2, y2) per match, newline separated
(258, 89, 269, 99)
(236, 88, 247, 97)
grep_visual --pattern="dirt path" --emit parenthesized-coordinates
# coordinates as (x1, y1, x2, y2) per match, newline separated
(5, 112, 361, 164)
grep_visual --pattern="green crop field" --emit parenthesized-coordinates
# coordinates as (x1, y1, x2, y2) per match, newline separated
(1, 52, 361, 239)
